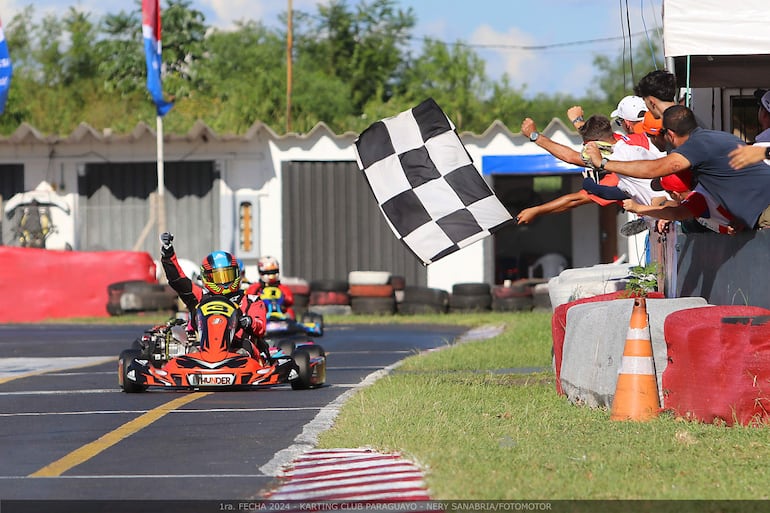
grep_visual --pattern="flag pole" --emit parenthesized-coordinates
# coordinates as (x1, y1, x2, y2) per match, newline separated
(156, 114, 166, 237)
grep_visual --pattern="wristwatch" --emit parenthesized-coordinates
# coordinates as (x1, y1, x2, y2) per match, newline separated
(765, 147, 770, 160)
(599, 157, 608, 170)
(529, 131, 539, 142)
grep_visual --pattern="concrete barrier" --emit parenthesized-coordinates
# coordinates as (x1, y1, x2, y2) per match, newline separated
(559, 297, 710, 408)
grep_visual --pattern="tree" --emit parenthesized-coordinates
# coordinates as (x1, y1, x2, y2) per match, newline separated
(294, 0, 415, 113)
(397, 39, 489, 132)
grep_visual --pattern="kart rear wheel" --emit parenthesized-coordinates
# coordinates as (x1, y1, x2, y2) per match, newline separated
(290, 349, 312, 390)
(119, 349, 147, 393)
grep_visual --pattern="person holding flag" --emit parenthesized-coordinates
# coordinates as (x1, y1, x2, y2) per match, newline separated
(142, 0, 173, 116)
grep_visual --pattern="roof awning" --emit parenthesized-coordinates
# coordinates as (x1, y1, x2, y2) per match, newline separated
(482, 154, 584, 176)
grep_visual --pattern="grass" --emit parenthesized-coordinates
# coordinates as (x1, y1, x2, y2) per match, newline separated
(35, 308, 770, 501)
(313, 310, 770, 501)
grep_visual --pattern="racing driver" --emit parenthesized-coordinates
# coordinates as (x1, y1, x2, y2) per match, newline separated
(159, 232, 269, 360)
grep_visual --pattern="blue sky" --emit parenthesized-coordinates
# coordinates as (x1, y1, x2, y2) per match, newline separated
(1, 0, 663, 97)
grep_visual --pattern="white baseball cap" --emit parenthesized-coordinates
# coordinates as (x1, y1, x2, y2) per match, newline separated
(611, 95, 647, 122)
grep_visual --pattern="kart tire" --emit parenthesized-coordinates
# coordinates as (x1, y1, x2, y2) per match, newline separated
(274, 339, 296, 356)
(298, 344, 325, 359)
(119, 349, 147, 393)
(290, 349, 312, 390)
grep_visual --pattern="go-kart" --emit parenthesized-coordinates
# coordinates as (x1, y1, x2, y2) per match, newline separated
(118, 295, 326, 393)
(259, 285, 324, 355)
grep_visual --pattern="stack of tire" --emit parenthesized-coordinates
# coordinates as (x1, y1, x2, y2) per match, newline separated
(282, 277, 311, 317)
(390, 275, 406, 306)
(448, 283, 492, 313)
(308, 279, 352, 316)
(106, 280, 178, 316)
(348, 271, 396, 315)
(397, 286, 449, 315)
(491, 280, 534, 312)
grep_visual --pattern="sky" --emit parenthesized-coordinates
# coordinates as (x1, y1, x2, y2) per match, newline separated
(0, 0, 664, 98)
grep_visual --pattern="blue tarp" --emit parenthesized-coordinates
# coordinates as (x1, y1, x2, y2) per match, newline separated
(482, 154, 584, 175)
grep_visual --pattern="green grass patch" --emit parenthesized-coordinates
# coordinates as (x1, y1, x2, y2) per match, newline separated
(317, 311, 770, 500)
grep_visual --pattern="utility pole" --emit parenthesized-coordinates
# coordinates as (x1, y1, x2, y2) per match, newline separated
(286, 0, 293, 133)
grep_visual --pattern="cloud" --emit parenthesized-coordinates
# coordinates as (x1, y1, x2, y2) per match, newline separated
(469, 24, 537, 82)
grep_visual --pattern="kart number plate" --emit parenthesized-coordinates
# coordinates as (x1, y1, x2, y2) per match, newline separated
(193, 373, 235, 386)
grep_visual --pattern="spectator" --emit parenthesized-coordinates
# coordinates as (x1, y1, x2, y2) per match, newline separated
(568, 96, 648, 141)
(621, 169, 738, 235)
(634, 70, 678, 119)
(516, 115, 666, 225)
(584, 104, 770, 230)
(755, 89, 770, 143)
(728, 90, 770, 169)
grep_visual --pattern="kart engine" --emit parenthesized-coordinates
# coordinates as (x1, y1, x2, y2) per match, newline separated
(142, 323, 198, 367)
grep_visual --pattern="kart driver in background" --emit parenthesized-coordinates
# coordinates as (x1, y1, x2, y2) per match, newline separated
(246, 256, 296, 319)
(159, 232, 269, 360)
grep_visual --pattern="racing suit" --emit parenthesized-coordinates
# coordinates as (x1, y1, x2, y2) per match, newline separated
(161, 250, 269, 358)
(246, 281, 296, 319)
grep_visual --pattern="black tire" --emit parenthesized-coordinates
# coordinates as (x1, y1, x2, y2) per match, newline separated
(492, 295, 534, 312)
(273, 339, 296, 355)
(119, 349, 147, 393)
(290, 349, 312, 390)
(448, 293, 492, 312)
(107, 303, 124, 316)
(310, 279, 349, 292)
(297, 343, 325, 359)
(351, 296, 396, 315)
(402, 286, 449, 307)
(397, 301, 446, 315)
(452, 283, 491, 296)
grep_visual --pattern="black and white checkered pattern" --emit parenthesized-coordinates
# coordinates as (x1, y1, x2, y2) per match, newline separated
(354, 98, 513, 265)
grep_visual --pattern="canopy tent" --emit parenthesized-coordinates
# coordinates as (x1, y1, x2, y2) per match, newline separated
(664, 0, 770, 88)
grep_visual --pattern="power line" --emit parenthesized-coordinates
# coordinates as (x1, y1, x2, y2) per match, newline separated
(410, 31, 651, 51)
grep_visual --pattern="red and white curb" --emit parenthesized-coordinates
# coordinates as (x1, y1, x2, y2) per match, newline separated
(264, 448, 432, 501)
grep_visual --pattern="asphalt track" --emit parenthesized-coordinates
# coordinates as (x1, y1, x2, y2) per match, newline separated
(0, 322, 469, 506)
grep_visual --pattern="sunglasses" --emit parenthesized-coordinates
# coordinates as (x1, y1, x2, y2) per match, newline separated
(659, 128, 669, 136)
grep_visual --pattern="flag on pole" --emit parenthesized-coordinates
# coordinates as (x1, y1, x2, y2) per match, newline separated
(0, 17, 12, 114)
(142, 0, 173, 116)
(354, 98, 513, 265)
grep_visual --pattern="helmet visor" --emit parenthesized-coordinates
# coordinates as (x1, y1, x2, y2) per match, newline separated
(205, 267, 238, 284)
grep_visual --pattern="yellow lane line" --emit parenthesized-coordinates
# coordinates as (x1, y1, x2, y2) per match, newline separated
(28, 391, 210, 477)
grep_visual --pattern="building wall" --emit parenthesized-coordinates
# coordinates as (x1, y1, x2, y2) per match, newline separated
(0, 120, 622, 292)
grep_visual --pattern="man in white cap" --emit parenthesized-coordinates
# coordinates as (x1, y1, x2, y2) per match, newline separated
(568, 95, 650, 149)
(610, 95, 648, 136)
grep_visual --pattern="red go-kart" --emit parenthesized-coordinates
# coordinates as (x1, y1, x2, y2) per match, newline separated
(118, 295, 326, 393)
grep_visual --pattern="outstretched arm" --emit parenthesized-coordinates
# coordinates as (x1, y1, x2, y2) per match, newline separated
(521, 118, 584, 167)
(622, 199, 694, 221)
(585, 142, 690, 178)
(516, 192, 593, 224)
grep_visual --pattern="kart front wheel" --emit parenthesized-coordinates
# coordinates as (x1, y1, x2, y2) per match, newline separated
(290, 349, 312, 390)
(119, 349, 147, 393)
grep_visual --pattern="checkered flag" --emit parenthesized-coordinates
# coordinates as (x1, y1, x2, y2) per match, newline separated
(354, 98, 513, 265)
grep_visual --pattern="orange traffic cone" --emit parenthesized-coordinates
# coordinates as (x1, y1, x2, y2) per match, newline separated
(610, 297, 660, 421)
